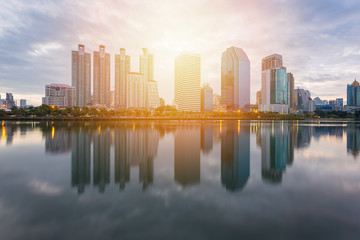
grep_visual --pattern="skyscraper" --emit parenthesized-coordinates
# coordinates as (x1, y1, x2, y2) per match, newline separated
(260, 54, 289, 113)
(72, 44, 91, 107)
(174, 52, 201, 111)
(140, 48, 154, 109)
(127, 72, 146, 109)
(221, 47, 250, 111)
(20, 99, 26, 108)
(93, 45, 110, 107)
(347, 79, 360, 106)
(115, 48, 130, 109)
(5, 93, 15, 109)
(148, 80, 160, 109)
(201, 83, 213, 112)
(287, 72, 295, 112)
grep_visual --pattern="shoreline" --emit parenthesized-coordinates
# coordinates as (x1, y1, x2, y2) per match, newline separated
(1, 116, 359, 122)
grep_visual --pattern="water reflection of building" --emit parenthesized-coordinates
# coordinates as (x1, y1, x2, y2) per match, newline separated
(346, 125, 360, 158)
(174, 126, 201, 186)
(93, 127, 111, 193)
(114, 123, 160, 190)
(259, 123, 294, 183)
(45, 125, 72, 154)
(221, 122, 250, 191)
(201, 123, 213, 155)
(71, 128, 91, 194)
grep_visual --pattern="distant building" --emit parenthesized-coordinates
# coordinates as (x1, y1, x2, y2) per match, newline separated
(174, 52, 201, 111)
(127, 72, 146, 109)
(221, 46, 250, 112)
(159, 98, 165, 107)
(110, 90, 115, 107)
(6, 93, 15, 109)
(256, 90, 262, 105)
(20, 99, 26, 108)
(115, 48, 130, 109)
(347, 79, 360, 106)
(201, 83, 213, 112)
(148, 80, 160, 109)
(72, 44, 91, 107)
(140, 48, 154, 109)
(288, 72, 295, 112)
(260, 54, 289, 114)
(93, 45, 110, 107)
(313, 97, 324, 105)
(336, 98, 344, 110)
(43, 84, 75, 107)
(294, 88, 315, 113)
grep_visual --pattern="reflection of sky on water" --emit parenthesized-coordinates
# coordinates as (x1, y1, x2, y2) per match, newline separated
(0, 121, 360, 239)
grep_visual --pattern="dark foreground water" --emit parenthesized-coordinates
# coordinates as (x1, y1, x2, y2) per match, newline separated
(0, 120, 360, 240)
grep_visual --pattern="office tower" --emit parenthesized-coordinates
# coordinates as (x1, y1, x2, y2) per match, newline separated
(159, 98, 165, 107)
(221, 47, 250, 112)
(43, 84, 75, 107)
(93, 45, 110, 107)
(221, 123, 250, 191)
(347, 79, 360, 106)
(148, 80, 160, 109)
(19, 99, 26, 108)
(115, 48, 130, 109)
(288, 72, 295, 112)
(127, 72, 146, 109)
(174, 52, 201, 111)
(174, 126, 201, 186)
(72, 44, 91, 107)
(140, 48, 154, 109)
(294, 88, 315, 113)
(93, 126, 110, 193)
(255, 90, 261, 106)
(71, 128, 91, 194)
(5, 93, 15, 109)
(201, 83, 213, 112)
(260, 54, 289, 113)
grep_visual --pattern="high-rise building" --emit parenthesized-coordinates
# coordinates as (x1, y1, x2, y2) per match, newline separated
(72, 44, 91, 107)
(115, 48, 130, 109)
(221, 47, 250, 112)
(127, 72, 146, 109)
(20, 99, 26, 108)
(201, 83, 213, 112)
(347, 79, 360, 106)
(140, 48, 154, 109)
(287, 72, 295, 112)
(43, 84, 76, 107)
(93, 45, 110, 107)
(294, 88, 315, 113)
(174, 52, 201, 111)
(5, 93, 15, 109)
(148, 80, 160, 109)
(260, 54, 289, 113)
(256, 90, 262, 105)
(159, 98, 165, 107)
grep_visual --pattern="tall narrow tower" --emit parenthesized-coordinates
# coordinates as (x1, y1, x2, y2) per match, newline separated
(174, 52, 201, 111)
(221, 47, 250, 112)
(140, 48, 154, 109)
(72, 44, 91, 107)
(115, 48, 131, 109)
(93, 45, 110, 107)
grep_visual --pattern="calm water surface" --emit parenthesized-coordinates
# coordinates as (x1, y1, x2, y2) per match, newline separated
(1, 120, 360, 240)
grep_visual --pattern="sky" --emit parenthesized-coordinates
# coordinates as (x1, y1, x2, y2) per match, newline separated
(0, 0, 360, 106)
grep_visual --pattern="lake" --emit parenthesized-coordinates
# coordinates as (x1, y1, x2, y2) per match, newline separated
(0, 120, 360, 240)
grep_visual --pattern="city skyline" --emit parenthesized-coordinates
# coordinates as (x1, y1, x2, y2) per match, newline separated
(1, 0, 359, 106)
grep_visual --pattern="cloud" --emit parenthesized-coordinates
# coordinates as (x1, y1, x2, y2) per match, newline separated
(0, 0, 359, 105)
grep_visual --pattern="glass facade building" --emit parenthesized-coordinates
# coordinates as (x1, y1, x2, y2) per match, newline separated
(270, 68, 288, 105)
(347, 79, 360, 106)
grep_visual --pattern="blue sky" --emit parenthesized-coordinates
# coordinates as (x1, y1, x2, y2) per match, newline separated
(1, 0, 360, 106)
